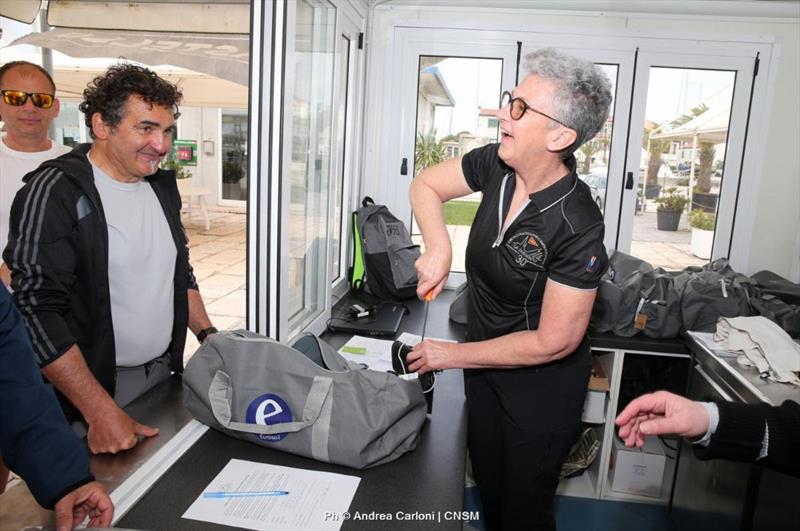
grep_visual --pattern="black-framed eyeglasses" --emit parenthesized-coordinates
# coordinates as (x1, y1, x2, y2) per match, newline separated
(1, 90, 55, 109)
(500, 90, 568, 128)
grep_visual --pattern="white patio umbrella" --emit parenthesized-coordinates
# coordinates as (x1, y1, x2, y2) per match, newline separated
(52, 66, 248, 108)
(649, 87, 732, 207)
(10, 28, 250, 86)
(2, 1, 250, 85)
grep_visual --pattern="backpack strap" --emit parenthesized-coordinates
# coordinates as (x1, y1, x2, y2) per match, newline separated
(350, 210, 366, 291)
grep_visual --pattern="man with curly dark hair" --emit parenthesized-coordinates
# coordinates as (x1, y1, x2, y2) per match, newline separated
(3, 63, 218, 454)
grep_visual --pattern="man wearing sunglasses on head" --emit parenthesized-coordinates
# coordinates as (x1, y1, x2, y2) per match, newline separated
(3, 63, 216, 456)
(409, 48, 612, 530)
(0, 61, 72, 289)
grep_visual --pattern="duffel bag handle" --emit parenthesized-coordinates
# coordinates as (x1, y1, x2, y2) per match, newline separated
(208, 370, 332, 435)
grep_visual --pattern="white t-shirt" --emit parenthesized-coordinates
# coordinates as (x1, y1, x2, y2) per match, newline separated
(89, 152, 177, 367)
(1, 136, 72, 255)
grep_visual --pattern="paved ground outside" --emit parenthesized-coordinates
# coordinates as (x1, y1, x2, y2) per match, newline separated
(630, 199, 707, 270)
(182, 207, 247, 363)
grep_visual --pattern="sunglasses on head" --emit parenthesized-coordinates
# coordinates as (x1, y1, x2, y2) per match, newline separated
(1, 90, 55, 109)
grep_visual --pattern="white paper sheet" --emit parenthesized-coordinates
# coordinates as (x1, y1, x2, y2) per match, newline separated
(182, 459, 360, 530)
(337, 335, 395, 372)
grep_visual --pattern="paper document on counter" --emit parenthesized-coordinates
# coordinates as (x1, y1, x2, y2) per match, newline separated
(397, 332, 457, 346)
(183, 459, 360, 530)
(337, 335, 394, 372)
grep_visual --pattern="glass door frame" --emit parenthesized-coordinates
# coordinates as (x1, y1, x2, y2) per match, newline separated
(618, 48, 761, 263)
(219, 108, 250, 207)
(389, 27, 518, 287)
(329, 8, 364, 299)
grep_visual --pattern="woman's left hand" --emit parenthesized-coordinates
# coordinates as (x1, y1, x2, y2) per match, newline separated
(406, 339, 455, 374)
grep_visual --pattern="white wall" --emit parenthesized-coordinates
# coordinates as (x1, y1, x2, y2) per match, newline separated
(363, 1, 800, 280)
(177, 106, 226, 207)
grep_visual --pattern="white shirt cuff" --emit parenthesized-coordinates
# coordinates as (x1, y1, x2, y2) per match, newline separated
(693, 402, 719, 447)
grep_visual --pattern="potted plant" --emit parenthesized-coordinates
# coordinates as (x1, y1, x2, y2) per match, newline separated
(689, 209, 715, 259)
(161, 150, 193, 180)
(654, 187, 689, 231)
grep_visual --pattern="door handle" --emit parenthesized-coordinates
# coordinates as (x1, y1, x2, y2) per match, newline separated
(400, 157, 408, 175)
(625, 171, 634, 190)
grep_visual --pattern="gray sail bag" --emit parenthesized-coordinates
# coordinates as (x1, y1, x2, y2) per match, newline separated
(183, 330, 428, 469)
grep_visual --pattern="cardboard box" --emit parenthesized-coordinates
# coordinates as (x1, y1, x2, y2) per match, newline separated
(581, 390, 606, 423)
(588, 356, 610, 392)
(610, 436, 666, 498)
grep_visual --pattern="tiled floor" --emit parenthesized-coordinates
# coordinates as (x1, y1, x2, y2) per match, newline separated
(630, 199, 706, 270)
(181, 207, 247, 363)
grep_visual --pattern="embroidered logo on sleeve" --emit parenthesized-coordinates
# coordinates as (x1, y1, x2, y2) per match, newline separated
(586, 255, 598, 272)
(506, 232, 547, 267)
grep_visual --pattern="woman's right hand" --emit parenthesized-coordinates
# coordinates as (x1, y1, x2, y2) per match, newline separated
(415, 246, 451, 300)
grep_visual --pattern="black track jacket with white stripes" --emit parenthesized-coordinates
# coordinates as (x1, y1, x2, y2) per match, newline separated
(3, 143, 198, 422)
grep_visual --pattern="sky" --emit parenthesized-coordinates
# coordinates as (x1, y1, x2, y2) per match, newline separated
(431, 57, 503, 140)
(424, 56, 734, 140)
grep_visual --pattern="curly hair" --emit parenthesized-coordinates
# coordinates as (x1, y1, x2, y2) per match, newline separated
(0, 61, 56, 93)
(521, 48, 613, 158)
(79, 63, 182, 138)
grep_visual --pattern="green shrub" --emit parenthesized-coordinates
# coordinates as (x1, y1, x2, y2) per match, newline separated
(689, 209, 716, 230)
(655, 188, 689, 212)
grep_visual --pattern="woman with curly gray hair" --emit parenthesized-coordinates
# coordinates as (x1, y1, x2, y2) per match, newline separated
(408, 48, 612, 530)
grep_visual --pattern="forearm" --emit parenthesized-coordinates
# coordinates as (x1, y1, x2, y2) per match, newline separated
(409, 177, 452, 252)
(453, 329, 579, 369)
(187, 288, 213, 335)
(41, 344, 117, 425)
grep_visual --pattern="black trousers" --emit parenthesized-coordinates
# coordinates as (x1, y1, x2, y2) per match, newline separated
(465, 342, 591, 531)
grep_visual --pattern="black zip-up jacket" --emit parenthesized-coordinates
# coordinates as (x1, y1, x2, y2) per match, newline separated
(3, 143, 198, 422)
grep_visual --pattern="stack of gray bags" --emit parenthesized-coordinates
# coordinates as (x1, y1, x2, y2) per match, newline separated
(591, 252, 757, 338)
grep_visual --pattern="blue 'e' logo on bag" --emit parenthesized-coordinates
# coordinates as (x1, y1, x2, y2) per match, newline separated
(245, 393, 292, 442)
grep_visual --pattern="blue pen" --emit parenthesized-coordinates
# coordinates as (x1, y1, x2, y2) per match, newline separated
(204, 490, 290, 498)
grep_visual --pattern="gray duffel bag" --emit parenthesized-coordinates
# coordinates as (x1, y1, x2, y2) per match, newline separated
(183, 330, 428, 469)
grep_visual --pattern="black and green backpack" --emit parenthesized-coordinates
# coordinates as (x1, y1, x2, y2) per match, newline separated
(350, 197, 421, 301)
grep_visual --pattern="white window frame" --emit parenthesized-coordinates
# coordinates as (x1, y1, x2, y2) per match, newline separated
(371, 21, 776, 275)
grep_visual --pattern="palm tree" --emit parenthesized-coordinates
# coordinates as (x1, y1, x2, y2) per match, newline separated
(415, 130, 446, 174)
(578, 140, 601, 174)
(696, 142, 716, 193)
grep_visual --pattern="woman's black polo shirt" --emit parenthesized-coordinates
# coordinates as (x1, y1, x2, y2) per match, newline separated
(462, 143, 608, 343)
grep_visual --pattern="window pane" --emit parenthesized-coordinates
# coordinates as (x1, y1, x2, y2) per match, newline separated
(221, 111, 248, 201)
(632, 67, 735, 269)
(577, 64, 618, 218)
(53, 102, 82, 148)
(411, 56, 502, 273)
(330, 34, 351, 283)
(288, 0, 335, 332)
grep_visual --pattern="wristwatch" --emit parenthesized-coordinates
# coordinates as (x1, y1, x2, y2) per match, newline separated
(196, 326, 219, 343)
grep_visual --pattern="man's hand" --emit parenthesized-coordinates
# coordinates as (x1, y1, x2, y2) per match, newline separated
(54, 480, 113, 531)
(0, 262, 11, 288)
(86, 402, 158, 454)
(615, 390, 711, 448)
